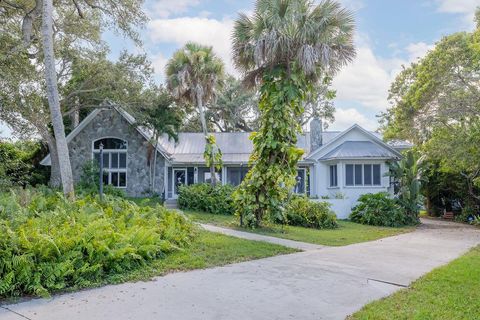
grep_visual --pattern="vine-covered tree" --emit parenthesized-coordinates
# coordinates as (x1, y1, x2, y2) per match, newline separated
(232, 0, 355, 227)
(166, 43, 225, 185)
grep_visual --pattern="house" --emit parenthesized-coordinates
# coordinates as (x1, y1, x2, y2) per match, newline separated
(41, 104, 411, 215)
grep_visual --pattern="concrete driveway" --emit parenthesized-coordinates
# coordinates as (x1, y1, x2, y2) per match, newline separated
(1, 219, 479, 320)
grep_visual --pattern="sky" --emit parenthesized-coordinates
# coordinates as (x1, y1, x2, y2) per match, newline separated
(1, 0, 479, 138)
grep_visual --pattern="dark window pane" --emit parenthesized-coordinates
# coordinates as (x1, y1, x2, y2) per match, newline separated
(119, 172, 126, 187)
(102, 173, 109, 185)
(94, 138, 127, 150)
(187, 167, 194, 185)
(94, 153, 100, 166)
(111, 172, 119, 187)
(346, 164, 354, 186)
(102, 153, 109, 168)
(119, 153, 127, 168)
(364, 164, 372, 185)
(373, 164, 381, 185)
(354, 164, 363, 185)
(228, 168, 241, 186)
(330, 165, 337, 187)
(111, 153, 119, 169)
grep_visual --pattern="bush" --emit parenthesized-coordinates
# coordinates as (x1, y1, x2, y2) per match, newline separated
(178, 183, 236, 215)
(0, 188, 195, 298)
(350, 192, 416, 227)
(283, 196, 338, 229)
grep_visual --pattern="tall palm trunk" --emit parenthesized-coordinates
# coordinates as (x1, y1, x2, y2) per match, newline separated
(41, 0, 75, 198)
(196, 88, 217, 186)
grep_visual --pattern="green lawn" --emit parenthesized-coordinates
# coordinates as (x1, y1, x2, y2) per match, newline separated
(186, 210, 414, 246)
(349, 246, 480, 320)
(104, 230, 296, 285)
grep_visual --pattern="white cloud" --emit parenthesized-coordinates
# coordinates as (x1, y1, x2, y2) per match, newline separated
(405, 42, 435, 62)
(331, 107, 378, 131)
(148, 17, 236, 77)
(436, 0, 478, 29)
(151, 52, 169, 80)
(148, 0, 201, 18)
(332, 45, 396, 111)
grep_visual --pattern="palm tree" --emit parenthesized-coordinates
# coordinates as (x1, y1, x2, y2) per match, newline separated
(232, 0, 356, 227)
(166, 42, 225, 185)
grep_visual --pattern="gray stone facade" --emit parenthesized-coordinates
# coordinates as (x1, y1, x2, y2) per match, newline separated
(68, 107, 165, 197)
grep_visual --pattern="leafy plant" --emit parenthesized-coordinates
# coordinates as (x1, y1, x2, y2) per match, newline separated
(0, 188, 195, 298)
(350, 192, 417, 227)
(178, 184, 236, 215)
(232, 0, 355, 227)
(283, 196, 338, 229)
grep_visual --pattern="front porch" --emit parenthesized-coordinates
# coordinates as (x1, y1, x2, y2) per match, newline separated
(164, 164, 312, 199)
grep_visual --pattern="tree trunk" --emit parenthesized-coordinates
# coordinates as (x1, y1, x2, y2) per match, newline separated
(152, 134, 159, 195)
(45, 134, 61, 188)
(41, 0, 75, 198)
(196, 89, 217, 186)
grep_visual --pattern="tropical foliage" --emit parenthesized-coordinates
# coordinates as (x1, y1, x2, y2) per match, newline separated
(381, 10, 480, 220)
(232, 0, 355, 227)
(178, 184, 236, 215)
(0, 188, 195, 298)
(350, 193, 416, 227)
(283, 196, 338, 229)
(0, 141, 49, 189)
(166, 43, 225, 185)
(388, 151, 425, 220)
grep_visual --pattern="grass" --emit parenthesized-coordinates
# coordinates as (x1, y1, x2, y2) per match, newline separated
(103, 230, 296, 284)
(349, 246, 480, 320)
(186, 210, 414, 246)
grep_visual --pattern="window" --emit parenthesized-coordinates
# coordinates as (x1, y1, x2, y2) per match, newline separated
(227, 167, 249, 186)
(204, 172, 221, 184)
(329, 165, 338, 187)
(294, 169, 306, 194)
(93, 138, 127, 188)
(345, 164, 381, 186)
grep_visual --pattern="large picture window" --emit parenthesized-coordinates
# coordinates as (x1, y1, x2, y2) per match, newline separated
(345, 164, 381, 186)
(93, 138, 127, 188)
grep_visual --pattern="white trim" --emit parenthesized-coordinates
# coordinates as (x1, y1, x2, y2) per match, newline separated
(344, 163, 382, 187)
(172, 168, 187, 199)
(306, 124, 402, 160)
(92, 137, 128, 188)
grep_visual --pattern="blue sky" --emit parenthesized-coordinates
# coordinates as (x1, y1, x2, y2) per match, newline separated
(1, 0, 478, 138)
(116, 0, 478, 131)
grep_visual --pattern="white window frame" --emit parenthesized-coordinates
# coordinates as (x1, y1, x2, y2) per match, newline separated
(344, 163, 382, 187)
(92, 137, 128, 189)
(294, 168, 307, 194)
(172, 168, 187, 199)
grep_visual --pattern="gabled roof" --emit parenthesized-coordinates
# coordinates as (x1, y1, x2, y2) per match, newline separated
(40, 102, 171, 166)
(320, 141, 399, 160)
(306, 124, 403, 160)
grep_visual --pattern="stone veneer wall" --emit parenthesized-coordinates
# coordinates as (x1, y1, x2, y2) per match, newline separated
(68, 107, 165, 197)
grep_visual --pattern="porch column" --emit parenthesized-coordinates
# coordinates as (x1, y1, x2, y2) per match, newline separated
(194, 166, 198, 184)
(163, 163, 169, 199)
(221, 165, 227, 185)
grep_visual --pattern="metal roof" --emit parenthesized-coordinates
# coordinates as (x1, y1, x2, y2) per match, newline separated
(320, 141, 399, 160)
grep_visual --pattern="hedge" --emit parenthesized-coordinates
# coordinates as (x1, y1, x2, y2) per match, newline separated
(178, 183, 236, 215)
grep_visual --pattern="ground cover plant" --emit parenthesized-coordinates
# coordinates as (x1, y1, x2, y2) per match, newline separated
(349, 246, 480, 320)
(0, 188, 195, 298)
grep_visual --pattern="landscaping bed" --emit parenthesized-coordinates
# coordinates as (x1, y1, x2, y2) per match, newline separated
(349, 246, 480, 320)
(186, 210, 414, 246)
(0, 189, 294, 300)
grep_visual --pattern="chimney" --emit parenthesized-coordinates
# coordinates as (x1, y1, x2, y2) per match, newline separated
(310, 118, 323, 151)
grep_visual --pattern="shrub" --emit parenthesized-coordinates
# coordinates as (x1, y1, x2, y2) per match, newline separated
(0, 188, 195, 298)
(178, 183, 236, 215)
(283, 196, 338, 229)
(350, 192, 416, 227)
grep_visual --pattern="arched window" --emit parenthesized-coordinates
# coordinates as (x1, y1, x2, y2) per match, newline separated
(93, 138, 127, 188)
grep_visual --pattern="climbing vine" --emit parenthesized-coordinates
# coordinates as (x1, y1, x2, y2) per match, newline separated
(234, 67, 311, 227)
